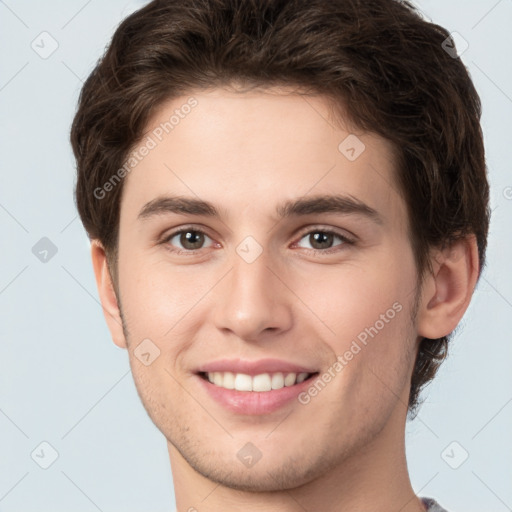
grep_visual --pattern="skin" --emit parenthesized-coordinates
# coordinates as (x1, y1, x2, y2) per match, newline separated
(91, 86, 479, 512)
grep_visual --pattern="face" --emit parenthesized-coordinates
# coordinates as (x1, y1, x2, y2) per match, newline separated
(111, 87, 421, 491)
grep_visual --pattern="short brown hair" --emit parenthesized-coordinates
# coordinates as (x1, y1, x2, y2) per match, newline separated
(71, 0, 490, 416)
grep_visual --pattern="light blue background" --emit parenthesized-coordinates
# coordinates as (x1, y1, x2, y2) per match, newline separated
(0, 1, 511, 511)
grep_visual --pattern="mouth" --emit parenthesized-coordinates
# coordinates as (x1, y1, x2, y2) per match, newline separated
(195, 370, 320, 415)
(193, 358, 321, 414)
(197, 371, 319, 392)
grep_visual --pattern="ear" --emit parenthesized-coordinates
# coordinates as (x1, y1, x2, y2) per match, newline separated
(417, 235, 480, 340)
(90, 239, 128, 349)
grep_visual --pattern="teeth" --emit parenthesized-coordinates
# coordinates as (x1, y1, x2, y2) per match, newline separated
(222, 371, 235, 389)
(271, 372, 284, 389)
(252, 373, 272, 392)
(284, 373, 296, 386)
(234, 373, 253, 391)
(213, 372, 223, 387)
(296, 372, 309, 383)
(204, 371, 312, 392)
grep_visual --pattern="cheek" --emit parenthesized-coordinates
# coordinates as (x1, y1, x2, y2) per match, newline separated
(305, 253, 414, 344)
(117, 252, 223, 354)
(302, 244, 417, 386)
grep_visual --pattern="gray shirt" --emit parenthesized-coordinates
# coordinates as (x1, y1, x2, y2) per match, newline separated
(421, 496, 450, 511)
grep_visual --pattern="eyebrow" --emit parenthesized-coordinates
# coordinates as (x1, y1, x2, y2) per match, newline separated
(137, 194, 383, 225)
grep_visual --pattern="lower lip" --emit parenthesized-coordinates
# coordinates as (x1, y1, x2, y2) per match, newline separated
(195, 374, 318, 415)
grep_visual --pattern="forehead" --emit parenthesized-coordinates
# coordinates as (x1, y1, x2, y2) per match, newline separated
(120, 87, 405, 230)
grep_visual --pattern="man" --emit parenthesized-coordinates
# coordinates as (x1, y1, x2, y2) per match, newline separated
(71, 1, 490, 510)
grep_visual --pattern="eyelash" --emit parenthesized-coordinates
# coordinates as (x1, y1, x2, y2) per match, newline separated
(160, 225, 355, 256)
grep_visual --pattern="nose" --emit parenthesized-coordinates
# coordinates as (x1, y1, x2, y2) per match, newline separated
(212, 246, 293, 342)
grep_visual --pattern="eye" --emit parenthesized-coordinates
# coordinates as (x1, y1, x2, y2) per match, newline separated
(295, 228, 353, 253)
(160, 226, 354, 255)
(162, 227, 215, 253)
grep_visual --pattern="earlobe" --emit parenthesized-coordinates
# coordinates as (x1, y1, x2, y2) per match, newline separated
(90, 240, 128, 349)
(417, 235, 480, 340)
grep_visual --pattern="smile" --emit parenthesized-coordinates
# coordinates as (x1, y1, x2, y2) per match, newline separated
(199, 371, 316, 392)
(196, 370, 320, 415)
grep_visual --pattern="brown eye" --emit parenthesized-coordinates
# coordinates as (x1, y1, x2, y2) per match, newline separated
(296, 229, 352, 253)
(164, 228, 213, 252)
(309, 231, 335, 250)
(179, 230, 205, 250)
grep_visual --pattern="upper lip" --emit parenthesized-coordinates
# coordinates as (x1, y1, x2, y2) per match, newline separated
(196, 358, 318, 376)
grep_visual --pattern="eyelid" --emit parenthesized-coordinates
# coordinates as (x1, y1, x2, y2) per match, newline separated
(160, 223, 212, 238)
(294, 224, 357, 243)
